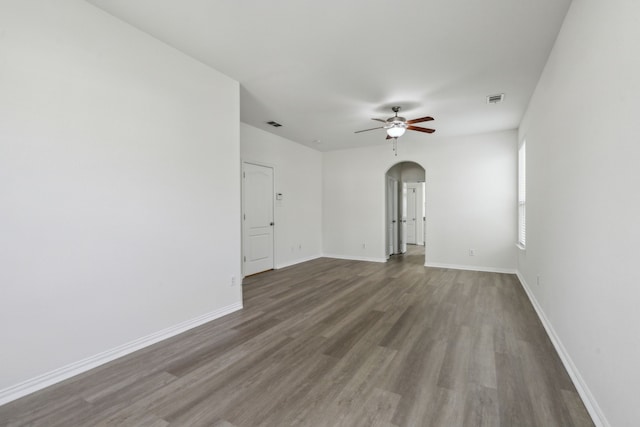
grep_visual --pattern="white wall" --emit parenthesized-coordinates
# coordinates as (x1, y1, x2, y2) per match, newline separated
(400, 162, 426, 182)
(240, 123, 323, 269)
(517, 1, 640, 425)
(0, 0, 241, 397)
(323, 130, 517, 271)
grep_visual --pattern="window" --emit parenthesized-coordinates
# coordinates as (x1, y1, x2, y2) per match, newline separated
(518, 141, 526, 248)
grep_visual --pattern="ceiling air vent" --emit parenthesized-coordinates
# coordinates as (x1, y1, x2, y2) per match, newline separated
(267, 121, 282, 127)
(487, 93, 505, 104)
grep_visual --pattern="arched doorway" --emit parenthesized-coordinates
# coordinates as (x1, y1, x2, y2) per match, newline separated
(385, 161, 426, 263)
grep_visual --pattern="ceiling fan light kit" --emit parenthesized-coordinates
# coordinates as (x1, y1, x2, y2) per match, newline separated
(386, 125, 406, 138)
(355, 106, 435, 155)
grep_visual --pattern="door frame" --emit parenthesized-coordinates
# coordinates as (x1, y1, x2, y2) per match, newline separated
(384, 161, 427, 265)
(400, 182, 406, 254)
(386, 176, 400, 258)
(241, 160, 276, 277)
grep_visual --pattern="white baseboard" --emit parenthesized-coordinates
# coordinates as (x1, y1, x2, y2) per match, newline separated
(323, 254, 387, 263)
(424, 262, 516, 274)
(276, 255, 322, 269)
(516, 272, 608, 427)
(0, 301, 243, 406)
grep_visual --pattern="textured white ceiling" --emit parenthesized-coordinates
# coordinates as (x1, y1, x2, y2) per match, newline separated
(86, 0, 571, 151)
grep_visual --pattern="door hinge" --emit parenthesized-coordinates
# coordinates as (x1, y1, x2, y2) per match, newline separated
(243, 213, 246, 220)
(243, 172, 245, 178)
(244, 256, 246, 262)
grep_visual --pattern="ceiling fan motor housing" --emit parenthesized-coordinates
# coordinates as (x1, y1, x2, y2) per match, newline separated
(386, 116, 407, 130)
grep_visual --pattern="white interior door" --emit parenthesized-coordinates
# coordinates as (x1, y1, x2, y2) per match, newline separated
(386, 177, 394, 257)
(423, 183, 426, 246)
(243, 162, 274, 276)
(400, 183, 407, 253)
(417, 182, 425, 245)
(391, 178, 399, 254)
(406, 185, 417, 244)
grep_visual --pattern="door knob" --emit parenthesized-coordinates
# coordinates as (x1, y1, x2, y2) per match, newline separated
(270, 222, 274, 226)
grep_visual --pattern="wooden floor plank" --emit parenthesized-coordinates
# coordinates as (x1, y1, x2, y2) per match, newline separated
(0, 246, 594, 426)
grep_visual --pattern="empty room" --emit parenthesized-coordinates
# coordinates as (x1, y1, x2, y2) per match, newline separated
(1, 0, 638, 426)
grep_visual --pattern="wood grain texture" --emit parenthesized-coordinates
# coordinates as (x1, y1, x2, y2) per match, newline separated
(0, 246, 594, 426)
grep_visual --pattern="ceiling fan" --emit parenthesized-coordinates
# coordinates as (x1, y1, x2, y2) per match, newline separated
(355, 106, 435, 140)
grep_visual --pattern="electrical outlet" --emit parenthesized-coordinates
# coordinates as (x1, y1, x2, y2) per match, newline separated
(231, 276, 236, 287)
(469, 249, 475, 256)
(536, 275, 541, 286)
(362, 243, 366, 249)
(298, 244, 302, 250)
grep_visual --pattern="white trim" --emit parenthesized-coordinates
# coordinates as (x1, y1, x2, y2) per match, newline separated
(424, 262, 516, 274)
(323, 254, 387, 263)
(0, 302, 243, 406)
(516, 272, 608, 427)
(276, 255, 322, 269)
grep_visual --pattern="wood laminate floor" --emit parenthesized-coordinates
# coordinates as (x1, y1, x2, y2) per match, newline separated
(0, 246, 594, 426)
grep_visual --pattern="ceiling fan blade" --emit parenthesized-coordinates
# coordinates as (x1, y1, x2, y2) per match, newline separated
(354, 126, 384, 134)
(407, 116, 434, 124)
(407, 125, 436, 134)
(372, 118, 387, 123)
